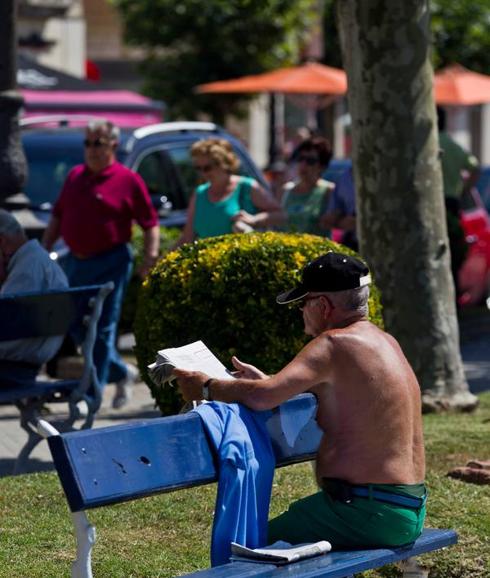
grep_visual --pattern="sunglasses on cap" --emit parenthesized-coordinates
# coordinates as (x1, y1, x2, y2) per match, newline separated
(84, 138, 111, 148)
(297, 155, 320, 166)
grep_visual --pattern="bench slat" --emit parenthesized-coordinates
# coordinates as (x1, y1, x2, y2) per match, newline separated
(48, 394, 322, 512)
(0, 283, 112, 474)
(49, 413, 216, 511)
(0, 285, 102, 340)
(0, 380, 79, 404)
(185, 528, 458, 578)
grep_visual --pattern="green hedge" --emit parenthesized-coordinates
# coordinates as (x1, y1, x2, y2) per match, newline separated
(118, 226, 181, 334)
(135, 232, 383, 415)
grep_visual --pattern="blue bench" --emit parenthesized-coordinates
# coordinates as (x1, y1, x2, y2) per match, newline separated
(0, 283, 113, 473)
(40, 394, 457, 578)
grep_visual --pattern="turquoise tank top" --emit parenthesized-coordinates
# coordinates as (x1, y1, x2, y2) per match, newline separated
(193, 176, 256, 238)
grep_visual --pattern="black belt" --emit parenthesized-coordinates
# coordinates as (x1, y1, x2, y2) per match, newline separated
(322, 478, 426, 509)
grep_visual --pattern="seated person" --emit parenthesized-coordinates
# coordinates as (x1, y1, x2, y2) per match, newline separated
(0, 210, 68, 386)
(175, 252, 426, 549)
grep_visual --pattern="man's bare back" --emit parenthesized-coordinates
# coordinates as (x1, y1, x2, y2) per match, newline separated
(175, 252, 427, 548)
(310, 319, 425, 485)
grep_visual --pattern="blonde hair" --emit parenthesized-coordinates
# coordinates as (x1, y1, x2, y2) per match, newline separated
(191, 138, 240, 173)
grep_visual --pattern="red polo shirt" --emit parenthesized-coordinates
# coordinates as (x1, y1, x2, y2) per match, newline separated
(53, 162, 158, 256)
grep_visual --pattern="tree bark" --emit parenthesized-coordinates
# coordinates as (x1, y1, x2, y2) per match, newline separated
(0, 0, 27, 202)
(336, 0, 477, 411)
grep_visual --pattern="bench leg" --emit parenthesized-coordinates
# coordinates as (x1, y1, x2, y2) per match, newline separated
(400, 557, 429, 578)
(71, 511, 96, 578)
(13, 402, 45, 474)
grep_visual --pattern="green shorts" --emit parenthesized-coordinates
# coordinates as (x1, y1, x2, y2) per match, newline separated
(268, 482, 426, 549)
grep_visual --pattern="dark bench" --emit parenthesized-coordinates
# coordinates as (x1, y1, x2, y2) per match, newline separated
(0, 283, 113, 473)
(40, 393, 457, 578)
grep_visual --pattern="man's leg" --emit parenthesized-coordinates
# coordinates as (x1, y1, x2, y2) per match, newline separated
(62, 245, 133, 391)
(268, 490, 425, 549)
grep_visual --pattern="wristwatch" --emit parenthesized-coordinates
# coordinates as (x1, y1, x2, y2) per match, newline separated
(202, 378, 214, 401)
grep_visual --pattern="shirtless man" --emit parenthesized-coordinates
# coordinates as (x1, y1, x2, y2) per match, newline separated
(175, 252, 426, 549)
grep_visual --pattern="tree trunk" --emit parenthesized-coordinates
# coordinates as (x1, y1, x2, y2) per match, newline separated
(0, 0, 27, 202)
(336, 0, 477, 411)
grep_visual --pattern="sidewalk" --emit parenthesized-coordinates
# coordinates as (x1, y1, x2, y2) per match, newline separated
(0, 377, 160, 477)
(0, 322, 488, 478)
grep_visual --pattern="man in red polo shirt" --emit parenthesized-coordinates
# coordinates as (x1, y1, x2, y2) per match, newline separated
(43, 120, 159, 408)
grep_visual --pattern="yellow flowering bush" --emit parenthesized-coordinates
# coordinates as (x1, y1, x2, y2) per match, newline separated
(134, 232, 383, 415)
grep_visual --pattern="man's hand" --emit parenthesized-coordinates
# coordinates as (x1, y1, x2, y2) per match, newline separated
(231, 356, 267, 380)
(174, 369, 210, 401)
(137, 255, 158, 278)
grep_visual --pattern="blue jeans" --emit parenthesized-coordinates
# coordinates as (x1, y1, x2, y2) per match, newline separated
(61, 244, 133, 387)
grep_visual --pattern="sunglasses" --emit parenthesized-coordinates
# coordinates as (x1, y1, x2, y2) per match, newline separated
(84, 138, 110, 148)
(194, 163, 213, 173)
(298, 294, 335, 310)
(299, 295, 322, 308)
(297, 155, 320, 166)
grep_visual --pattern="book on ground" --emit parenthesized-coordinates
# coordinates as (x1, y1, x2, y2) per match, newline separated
(148, 340, 234, 387)
(230, 540, 332, 565)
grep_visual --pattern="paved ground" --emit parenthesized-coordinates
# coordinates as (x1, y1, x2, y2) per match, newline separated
(0, 320, 488, 478)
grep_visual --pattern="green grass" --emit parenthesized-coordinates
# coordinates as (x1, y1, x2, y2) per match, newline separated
(0, 393, 489, 577)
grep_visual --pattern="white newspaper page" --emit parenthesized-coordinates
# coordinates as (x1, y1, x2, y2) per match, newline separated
(154, 341, 234, 380)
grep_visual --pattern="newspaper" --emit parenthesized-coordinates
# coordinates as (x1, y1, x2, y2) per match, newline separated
(230, 540, 331, 565)
(148, 340, 234, 387)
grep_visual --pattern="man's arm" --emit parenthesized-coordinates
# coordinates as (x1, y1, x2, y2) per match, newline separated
(138, 225, 160, 278)
(175, 334, 333, 411)
(41, 216, 61, 251)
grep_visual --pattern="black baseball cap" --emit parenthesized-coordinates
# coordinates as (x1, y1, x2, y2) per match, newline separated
(276, 252, 371, 304)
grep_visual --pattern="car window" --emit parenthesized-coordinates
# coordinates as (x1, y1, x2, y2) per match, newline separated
(137, 149, 189, 210)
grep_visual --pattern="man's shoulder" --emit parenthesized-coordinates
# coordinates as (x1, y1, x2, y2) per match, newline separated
(66, 164, 86, 180)
(111, 162, 139, 178)
(325, 320, 384, 343)
(110, 163, 147, 187)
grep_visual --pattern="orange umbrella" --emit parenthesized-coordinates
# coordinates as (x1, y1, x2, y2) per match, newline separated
(196, 62, 347, 95)
(434, 64, 490, 105)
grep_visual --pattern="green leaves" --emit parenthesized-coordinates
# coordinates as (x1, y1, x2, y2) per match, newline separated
(111, 0, 316, 119)
(430, 0, 490, 72)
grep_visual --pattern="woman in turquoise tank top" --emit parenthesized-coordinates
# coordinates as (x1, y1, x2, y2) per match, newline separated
(174, 139, 281, 247)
